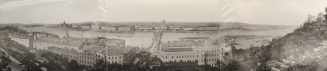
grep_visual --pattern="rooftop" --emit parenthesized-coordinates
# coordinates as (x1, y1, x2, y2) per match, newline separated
(99, 46, 136, 56)
(162, 43, 193, 52)
(180, 37, 209, 39)
(162, 48, 193, 52)
(167, 41, 192, 47)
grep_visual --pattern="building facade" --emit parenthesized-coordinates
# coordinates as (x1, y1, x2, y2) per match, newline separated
(10, 33, 128, 66)
(159, 37, 225, 66)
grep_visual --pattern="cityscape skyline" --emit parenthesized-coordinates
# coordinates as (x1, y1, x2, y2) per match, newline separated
(0, 0, 326, 25)
(0, 1, 327, 70)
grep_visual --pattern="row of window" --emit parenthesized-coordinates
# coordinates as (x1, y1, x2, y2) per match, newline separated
(163, 54, 201, 59)
(196, 49, 220, 53)
(205, 58, 219, 62)
(78, 60, 124, 65)
(106, 56, 123, 59)
(166, 58, 219, 63)
(60, 51, 123, 61)
(206, 53, 220, 57)
(108, 61, 123, 64)
(78, 58, 124, 65)
(161, 53, 220, 59)
(80, 60, 95, 65)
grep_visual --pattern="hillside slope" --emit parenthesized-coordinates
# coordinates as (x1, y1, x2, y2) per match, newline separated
(260, 13, 327, 71)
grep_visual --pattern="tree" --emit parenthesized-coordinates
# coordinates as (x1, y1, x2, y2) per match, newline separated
(67, 60, 82, 71)
(93, 60, 107, 71)
(286, 65, 316, 71)
(44, 61, 63, 71)
(305, 15, 316, 24)
(0, 56, 11, 71)
(316, 13, 325, 22)
(223, 60, 241, 71)
(256, 62, 271, 71)
(38, 50, 70, 71)
(22, 60, 42, 71)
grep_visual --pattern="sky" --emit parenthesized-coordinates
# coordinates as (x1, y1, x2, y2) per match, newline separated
(0, 0, 327, 25)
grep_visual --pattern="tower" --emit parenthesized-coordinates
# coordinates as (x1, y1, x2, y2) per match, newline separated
(29, 32, 36, 48)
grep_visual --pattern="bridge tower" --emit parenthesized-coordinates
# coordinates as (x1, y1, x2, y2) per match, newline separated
(29, 32, 37, 48)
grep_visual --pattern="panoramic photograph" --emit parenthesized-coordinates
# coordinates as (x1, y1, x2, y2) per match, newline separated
(0, 0, 327, 71)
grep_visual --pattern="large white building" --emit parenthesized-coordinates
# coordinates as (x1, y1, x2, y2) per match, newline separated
(159, 47, 223, 66)
(10, 33, 131, 66)
(158, 37, 228, 66)
(48, 47, 125, 66)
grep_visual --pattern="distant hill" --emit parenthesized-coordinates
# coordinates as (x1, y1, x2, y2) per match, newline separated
(63, 21, 296, 31)
(1, 21, 295, 31)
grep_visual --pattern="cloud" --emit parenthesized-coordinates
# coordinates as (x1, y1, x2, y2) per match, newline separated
(0, 0, 67, 11)
(0, 0, 22, 5)
(232, 0, 327, 25)
(0, 0, 106, 24)
(0, 0, 326, 25)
